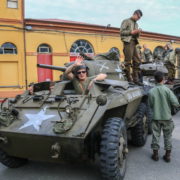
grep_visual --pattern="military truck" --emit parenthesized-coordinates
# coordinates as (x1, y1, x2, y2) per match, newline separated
(0, 52, 149, 180)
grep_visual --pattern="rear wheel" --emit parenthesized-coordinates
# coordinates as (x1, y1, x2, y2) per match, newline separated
(131, 103, 148, 146)
(0, 149, 27, 168)
(100, 117, 127, 180)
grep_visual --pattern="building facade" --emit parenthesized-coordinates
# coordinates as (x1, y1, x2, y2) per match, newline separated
(0, 0, 180, 98)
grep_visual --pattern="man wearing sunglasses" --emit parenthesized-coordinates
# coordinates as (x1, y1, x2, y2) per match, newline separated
(120, 9, 143, 84)
(65, 56, 107, 94)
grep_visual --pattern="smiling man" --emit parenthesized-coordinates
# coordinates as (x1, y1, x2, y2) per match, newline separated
(65, 56, 107, 94)
(120, 9, 143, 84)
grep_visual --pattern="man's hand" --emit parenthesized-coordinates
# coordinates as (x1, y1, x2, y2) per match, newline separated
(131, 29, 142, 35)
(88, 73, 107, 90)
(74, 56, 84, 66)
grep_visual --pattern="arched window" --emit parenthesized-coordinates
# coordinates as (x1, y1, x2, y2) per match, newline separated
(70, 40, 94, 56)
(0, 42, 17, 54)
(109, 47, 120, 57)
(37, 44, 52, 54)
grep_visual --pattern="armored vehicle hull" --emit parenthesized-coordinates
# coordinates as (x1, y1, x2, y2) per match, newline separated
(0, 55, 149, 180)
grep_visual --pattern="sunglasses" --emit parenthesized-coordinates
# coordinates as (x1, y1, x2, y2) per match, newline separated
(77, 71, 86, 75)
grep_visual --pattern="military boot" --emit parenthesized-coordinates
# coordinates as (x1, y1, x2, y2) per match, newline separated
(132, 72, 143, 85)
(125, 70, 133, 82)
(151, 150, 159, 161)
(163, 150, 171, 162)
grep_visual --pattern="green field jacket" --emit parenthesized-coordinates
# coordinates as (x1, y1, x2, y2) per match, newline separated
(120, 18, 139, 43)
(148, 84, 180, 120)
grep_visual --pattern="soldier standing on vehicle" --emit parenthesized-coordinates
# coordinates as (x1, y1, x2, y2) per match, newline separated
(142, 44, 153, 62)
(148, 71, 179, 162)
(120, 9, 143, 83)
(164, 43, 176, 83)
(65, 56, 107, 94)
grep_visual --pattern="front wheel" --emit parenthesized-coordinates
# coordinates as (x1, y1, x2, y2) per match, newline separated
(131, 103, 148, 146)
(100, 117, 127, 180)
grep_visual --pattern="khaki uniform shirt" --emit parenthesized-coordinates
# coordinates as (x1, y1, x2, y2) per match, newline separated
(72, 76, 95, 94)
(120, 18, 139, 43)
(148, 84, 179, 120)
(143, 48, 153, 62)
(164, 49, 176, 64)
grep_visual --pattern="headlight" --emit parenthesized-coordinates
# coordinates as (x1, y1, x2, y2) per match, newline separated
(96, 95, 107, 106)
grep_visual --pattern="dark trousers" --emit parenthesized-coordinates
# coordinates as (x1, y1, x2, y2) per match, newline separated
(165, 63, 175, 80)
(123, 40, 141, 81)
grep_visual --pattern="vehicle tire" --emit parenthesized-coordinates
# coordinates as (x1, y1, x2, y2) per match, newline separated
(131, 103, 148, 147)
(146, 103, 152, 134)
(100, 117, 127, 180)
(0, 149, 27, 168)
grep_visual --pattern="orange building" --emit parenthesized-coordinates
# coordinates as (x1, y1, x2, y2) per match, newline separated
(0, 0, 180, 98)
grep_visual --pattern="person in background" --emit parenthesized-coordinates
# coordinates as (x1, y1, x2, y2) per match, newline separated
(148, 71, 179, 162)
(164, 43, 176, 83)
(142, 44, 153, 62)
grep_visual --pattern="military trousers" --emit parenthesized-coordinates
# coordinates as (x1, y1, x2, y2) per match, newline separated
(151, 120, 174, 150)
(165, 63, 175, 80)
(123, 40, 141, 82)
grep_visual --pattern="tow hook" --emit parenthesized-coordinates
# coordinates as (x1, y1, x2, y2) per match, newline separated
(0, 136, 8, 144)
(123, 147, 129, 154)
(51, 142, 61, 159)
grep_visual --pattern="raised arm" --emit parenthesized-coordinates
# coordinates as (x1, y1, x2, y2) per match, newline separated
(65, 56, 84, 80)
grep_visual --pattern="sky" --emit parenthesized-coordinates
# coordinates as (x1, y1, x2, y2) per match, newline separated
(25, 0, 180, 37)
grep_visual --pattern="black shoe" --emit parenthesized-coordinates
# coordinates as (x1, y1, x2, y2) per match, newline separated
(163, 150, 171, 162)
(151, 150, 159, 161)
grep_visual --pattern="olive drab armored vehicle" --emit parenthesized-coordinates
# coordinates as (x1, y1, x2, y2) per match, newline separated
(0, 52, 149, 180)
(140, 47, 180, 114)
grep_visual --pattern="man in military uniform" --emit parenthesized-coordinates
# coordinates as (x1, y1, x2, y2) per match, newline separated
(120, 9, 143, 83)
(175, 48, 180, 78)
(65, 56, 107, 94)
(142, 44, 153, 62)
(148, 71, 179, 162)
(164, 43, 176, 82)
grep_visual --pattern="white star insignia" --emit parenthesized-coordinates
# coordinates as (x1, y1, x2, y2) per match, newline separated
(19, 106, 55, 131)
